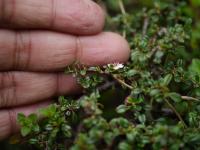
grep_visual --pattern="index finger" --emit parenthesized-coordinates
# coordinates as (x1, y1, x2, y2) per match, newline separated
(0, 0, 105, 35)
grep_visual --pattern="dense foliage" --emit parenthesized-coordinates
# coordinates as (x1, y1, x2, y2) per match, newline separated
(4, 0, 200, 149)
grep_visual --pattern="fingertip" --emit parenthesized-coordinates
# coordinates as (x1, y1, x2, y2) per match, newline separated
(88, 1, 106, 34)
(79, 32, 130, 65)
(71, 0, 106, 35)
(104, 32, 130, 62)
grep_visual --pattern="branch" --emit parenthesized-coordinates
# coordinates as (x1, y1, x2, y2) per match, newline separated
(97, 81, 116, 91)
(112, 75, 133, 90)
(181, 96, 200, 102)
(164, 99, 187, 128)
(142, 17, 149, 37)
(118, 0, 126, 15)
(118, 0, 128, 38)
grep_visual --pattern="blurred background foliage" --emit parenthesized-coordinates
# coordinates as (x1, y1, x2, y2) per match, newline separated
(1, 0, 200, 149)
(103, 0, 200, 58)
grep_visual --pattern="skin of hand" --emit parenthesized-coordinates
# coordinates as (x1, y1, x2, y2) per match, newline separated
(0, 0, 130, 140)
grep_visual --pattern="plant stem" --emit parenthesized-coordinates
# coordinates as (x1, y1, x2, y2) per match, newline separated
(142, 16, 149, 37)
(181, 96, 200, 102)
(118, 0, 126, 15)
(112, 75, 133, 90)
(164, 99, 187, 128)
(118, 0, 127, 38)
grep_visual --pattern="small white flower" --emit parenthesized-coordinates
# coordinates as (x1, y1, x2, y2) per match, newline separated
(88, 67, 97, 71)
(113, 63, 124, 70)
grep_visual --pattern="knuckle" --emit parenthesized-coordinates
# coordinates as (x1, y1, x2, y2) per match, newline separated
(0, 0, 5, 21)
(13, 31, 32, 70)
(8, 109, 17, 134)
(0, 110, 12, 140)
(0, 72, 17, 107)
(49, 0, 56, 28)
(75, 36, 82, 62)
(0, 0, 15, 24)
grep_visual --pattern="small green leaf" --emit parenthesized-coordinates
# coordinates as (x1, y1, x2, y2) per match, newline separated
(126, 69, 138, 77)
(110, 118, 130, 128)
(80, 70, 87, 76)
(189, 59, 200, 75)
(149, 89, 161, 97)
(127, 96, 143, 104)
(21, 126, 31, 137)
(39, 104, 57, 117)
(45, 124, 53, 131)
(138, 114, 146, 124)
(61, 124, 72, 137)
(32, 124, 40, 133)
(133, 88, 142, 94)
(17, 113, 26, 125)
(162, 74, 173, 86)
(118, 141, 132, 150)
(167, 92, 182, 102)
(116, 105, 128, 114)
(29, 138, 38, 144)
(28, 114, 37, 123)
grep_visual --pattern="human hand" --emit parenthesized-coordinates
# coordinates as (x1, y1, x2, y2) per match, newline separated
(0, 0, 130, 140)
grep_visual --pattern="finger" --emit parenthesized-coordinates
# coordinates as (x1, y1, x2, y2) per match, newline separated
(0, 0, 105, 35)
(0, 101, 51, 140)
(0, 30, 130, 71)
(0, 72, 81, 108)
